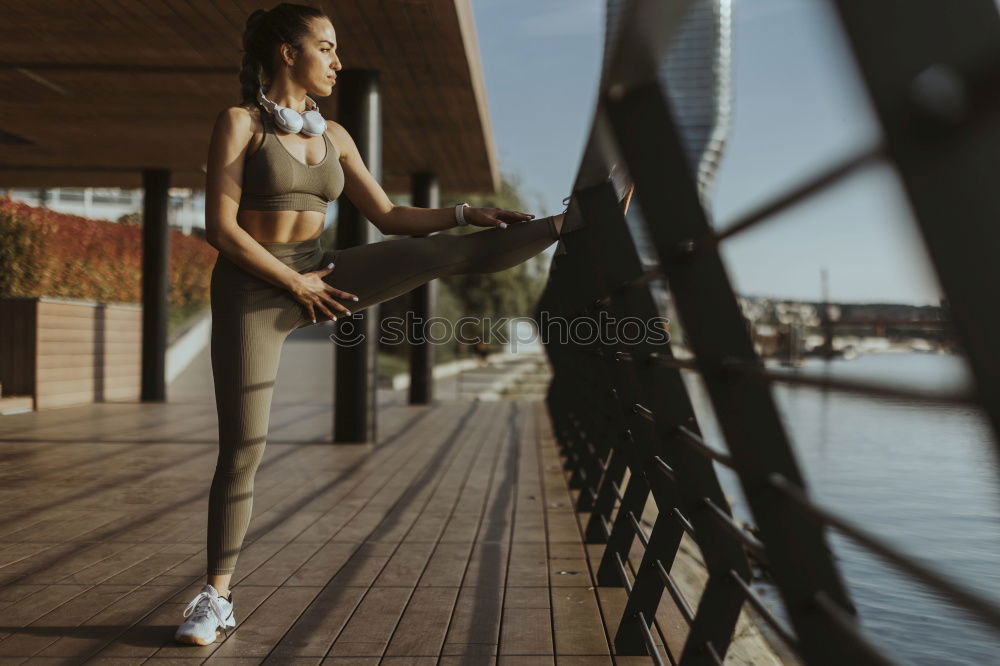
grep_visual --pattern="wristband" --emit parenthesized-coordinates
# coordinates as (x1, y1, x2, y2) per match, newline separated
(455, 202, 469, 226)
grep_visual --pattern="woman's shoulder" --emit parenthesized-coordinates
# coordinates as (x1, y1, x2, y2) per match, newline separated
(215, 104, 265, 135)
(324, 119, 350, 160)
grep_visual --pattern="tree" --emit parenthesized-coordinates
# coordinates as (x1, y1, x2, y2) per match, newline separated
(324, 171, 552, 361)
(438, 170, 550, 320)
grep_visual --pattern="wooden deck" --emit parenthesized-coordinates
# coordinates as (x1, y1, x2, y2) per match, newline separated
(0, 329, 665, 664)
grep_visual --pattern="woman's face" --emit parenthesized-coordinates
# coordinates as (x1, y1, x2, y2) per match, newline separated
(285, 17, 342, 96)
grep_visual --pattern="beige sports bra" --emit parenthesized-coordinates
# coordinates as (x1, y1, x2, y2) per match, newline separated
(239, 104, 345, 214)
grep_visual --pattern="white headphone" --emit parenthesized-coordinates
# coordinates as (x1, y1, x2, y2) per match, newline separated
(257, 86, 327, 137)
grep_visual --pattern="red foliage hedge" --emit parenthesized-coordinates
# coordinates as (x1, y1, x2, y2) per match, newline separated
(0, 196, 216, 307)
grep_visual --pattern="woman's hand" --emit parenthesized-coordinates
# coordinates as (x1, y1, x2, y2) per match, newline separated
(465, 206, 535, 230)
(287, 263, 360, 324)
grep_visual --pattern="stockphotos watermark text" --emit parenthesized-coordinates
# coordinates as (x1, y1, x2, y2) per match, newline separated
(324, 311, 671, 349)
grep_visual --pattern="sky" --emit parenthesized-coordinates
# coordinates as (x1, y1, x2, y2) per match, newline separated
(470, 0, 948, 306)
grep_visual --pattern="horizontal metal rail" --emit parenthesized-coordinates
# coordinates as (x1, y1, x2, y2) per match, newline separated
(703, 497, 767, 565)
(712, 145, 884, 244)
(769, 473, 1000, 631)
(728, 569, 800, 651)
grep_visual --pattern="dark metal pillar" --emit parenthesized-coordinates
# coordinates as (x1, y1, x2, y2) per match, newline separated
(141, 168, 170, 402)
(334, 69, 381, 443)
(408, 172, 439, 405)
(831, 0, 1000, 462)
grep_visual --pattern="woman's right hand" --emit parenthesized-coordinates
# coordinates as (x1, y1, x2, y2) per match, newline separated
(287, 263, 360, 323)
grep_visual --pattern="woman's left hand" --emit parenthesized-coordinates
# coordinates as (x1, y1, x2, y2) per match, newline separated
(466, 206, 535, 229)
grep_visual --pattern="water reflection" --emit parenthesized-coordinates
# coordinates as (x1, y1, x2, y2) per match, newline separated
(684, 352, 1000, 665)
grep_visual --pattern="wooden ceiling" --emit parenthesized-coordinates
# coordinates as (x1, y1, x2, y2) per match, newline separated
(0, 0, 499, 193)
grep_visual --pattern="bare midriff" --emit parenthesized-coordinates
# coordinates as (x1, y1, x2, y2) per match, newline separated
(236, 209, 325, 243)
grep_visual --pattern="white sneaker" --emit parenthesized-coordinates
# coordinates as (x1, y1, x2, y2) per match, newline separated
(174, 584, 236, 645)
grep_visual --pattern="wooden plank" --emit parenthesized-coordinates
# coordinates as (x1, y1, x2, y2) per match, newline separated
(37, 302, 141, 320)
(33, 349, 139, 372)
(262, 585, 369, 661)
(284, 541, 360, 587)
(0, 511, 127, 551)
(34, 387, 137, 409)
(36, 370, 141, 386)
(0, 584, 91, 641)
(450, 540, 507, 589)
(441, 585, 504, 656)
(498, 605, 552, 657)
(210, 586, 323, 659)
(324, 586, 413, 658)
(0, 542, 57, 569)
(37, 323, 141, 339)
(81, 593, 198, 660)
(503, 586, 549, 610)
(417, 540, 474, 588)
(543, 508, 582, 544)
(507, 541, 547, 588)
(406, 405, 507, 544)
(382, 586, 459, 657)
(18, 542, 158, 586)
(551, 586, 611, 657)
(238, 541, 330, 588)
(0, 583, 45, 603)
(0, 584, 134, 659)
(100, 544, 203, 587)
(439, 658, 496, 666)
(370, 540, 437, 587)
(549, 556, 592, 588)
(32, 583, 179, 660)
(0, 400, 199, 441)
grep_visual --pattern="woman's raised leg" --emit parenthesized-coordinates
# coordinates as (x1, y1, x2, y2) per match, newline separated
(312, 215, 562, 317)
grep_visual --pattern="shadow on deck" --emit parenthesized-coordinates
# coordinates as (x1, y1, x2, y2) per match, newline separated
(0, 330, 665, 664)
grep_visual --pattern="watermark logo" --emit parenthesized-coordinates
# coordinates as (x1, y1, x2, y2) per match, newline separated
(327, 311, 670, 349)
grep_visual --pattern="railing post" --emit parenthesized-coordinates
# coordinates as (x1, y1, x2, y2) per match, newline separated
(334, 69, 381, 443)
(605, 75, 858, 665)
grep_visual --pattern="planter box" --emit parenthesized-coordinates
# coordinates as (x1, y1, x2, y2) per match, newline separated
(0, 297, 142, 410)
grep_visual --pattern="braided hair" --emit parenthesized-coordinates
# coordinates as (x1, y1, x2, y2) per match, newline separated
(238, 3, 329, 107)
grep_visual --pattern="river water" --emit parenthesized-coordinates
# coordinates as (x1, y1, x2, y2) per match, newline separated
(680, 352, 1000, 665)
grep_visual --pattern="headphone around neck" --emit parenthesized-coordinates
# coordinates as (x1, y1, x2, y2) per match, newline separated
(257, 86, 327, 137)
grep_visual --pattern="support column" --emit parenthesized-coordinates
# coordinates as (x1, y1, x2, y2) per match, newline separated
(334, 69, 381, 443)
(408, 172, 439, 405)
(141, 168, 170, 402)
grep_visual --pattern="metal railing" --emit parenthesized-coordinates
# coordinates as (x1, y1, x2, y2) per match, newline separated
(536, 1, 1000, 664)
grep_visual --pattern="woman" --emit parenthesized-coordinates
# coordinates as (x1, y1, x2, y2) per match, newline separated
(175, 2, 623, 645)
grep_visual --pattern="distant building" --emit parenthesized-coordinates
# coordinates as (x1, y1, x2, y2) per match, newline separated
(605, 0, 734, 316)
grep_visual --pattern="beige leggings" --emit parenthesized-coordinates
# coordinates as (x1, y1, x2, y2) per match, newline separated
(207, 216, 560, 574)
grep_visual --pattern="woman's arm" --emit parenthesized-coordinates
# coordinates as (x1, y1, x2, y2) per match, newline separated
(204, 107, 316, 291)
(328, 120, 532, 235)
